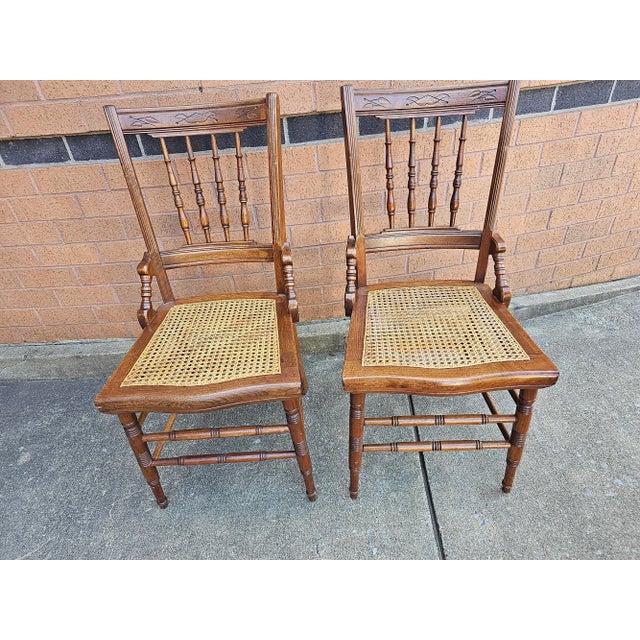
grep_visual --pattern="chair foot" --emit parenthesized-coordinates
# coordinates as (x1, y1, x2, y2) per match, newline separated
(501, 389, 538, 493)
(283, 398, 317, 501)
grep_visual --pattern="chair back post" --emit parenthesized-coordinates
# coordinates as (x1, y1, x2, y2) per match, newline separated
(265, 92, 287, 297)
(474, 80, 521, 283)
(341, 84, 368, 288)
(104, 105, 175, 304)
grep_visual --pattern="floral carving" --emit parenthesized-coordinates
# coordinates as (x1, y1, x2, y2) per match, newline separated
(405, 93, 450, 107)
(175, 111, 219, 125)
(469, 89, 498, 102)
(362, 96, 392, 108)
(128, 115, 160, 127)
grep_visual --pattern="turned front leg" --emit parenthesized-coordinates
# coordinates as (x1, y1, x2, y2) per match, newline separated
(283, 398, 317, 501)
(502, 389, 537, 493)
(349, 393, 366, 499)
(118, 412, 168, 508)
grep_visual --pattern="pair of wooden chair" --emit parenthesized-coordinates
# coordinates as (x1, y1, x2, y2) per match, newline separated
(94, 81, 559, 509)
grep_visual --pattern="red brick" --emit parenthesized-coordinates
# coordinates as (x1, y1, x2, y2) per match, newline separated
(55, 285, 117, 307)
(0, 288, 59, 309)
(539, 135, 598, 166)
(236, 82, 314, 116)
(408, 250, 463, 273)
(20, 266, 79, 288)
(0, 308, 41, 328)
(289, 220, 351, 248)
(464, 122, 501, 153)
(26, 325, 82, 342)
(38, 80, 120, 100)
(75, 263, 136, 286)
(506, 251, 539, 273)
(500, 210, 549, 237)
(77, 191, 134, 217)
(0, 169, 37, 197)
(527, 184, 581, 212)
(579, 174, 632, 202)
(155, 87, 236, 108)
(77, 324, 134, 340)
(596, 127, 640, 156)
(283, 146, 317, 175)
(319, 196, 350, 222)
(30, 165, 107, 194)
(509, 266, 555, 290)
(295, 264, 346, 288)
(98, 239, 146, 263)
(575, 103, 635, 135)
(285, 170, 348, 201)
(548, 202, 601, 228)
(282, 200, 321, 226)
(0, 269, 22, 289)
(516, 228, 566, 252)
(600, 192, 640, 220)
(12, 195, 82, 221)
(612, 151, 640, 176)
(38, 307, 97, 326)
(565, 218, 614, 244)
(4, 102, 85, 137)
(570, 268, 615, 288)
(553, 256, 598, 280)
(583, 231, 629, 257)
(35, 243, 101, 266)
(0, 81, 40, 103)
(516, 112, 579, 145)
(0, 201, 16, 224)
(0, 221, 62, 246)
(598, 246, 638, 269)
(57, 218, 126, 243)
(504, 165, 562, 195)
(316, 142, 346, 171)
(560, 156, 615, 186)
(612, 260, 640, 279)
(537, 242, 585, 267)
(0, 246, 39, 268)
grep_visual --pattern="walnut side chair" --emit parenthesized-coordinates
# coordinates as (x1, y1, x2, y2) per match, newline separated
(340, 81, 559, 498)
(94, 94, 317, 508)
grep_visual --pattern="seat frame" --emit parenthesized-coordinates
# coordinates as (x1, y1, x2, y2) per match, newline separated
(340, 81, 559, 498)
(94, 94, 316, 508)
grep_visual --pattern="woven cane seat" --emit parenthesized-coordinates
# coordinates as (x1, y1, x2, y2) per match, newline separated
(362, 285, 529, 369)
(122, 298, 281, 387)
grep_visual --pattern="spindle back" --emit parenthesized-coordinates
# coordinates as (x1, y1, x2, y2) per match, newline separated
(341, 81, 521, 289)
(104, 94, 288, 306)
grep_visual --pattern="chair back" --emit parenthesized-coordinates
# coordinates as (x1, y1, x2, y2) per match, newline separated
(104, 94, 293, 312)
(341, 81, 521, 300)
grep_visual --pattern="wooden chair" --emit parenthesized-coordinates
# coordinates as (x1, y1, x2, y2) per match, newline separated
(94, 94, 316, 508)
(340, 81, 559, 498)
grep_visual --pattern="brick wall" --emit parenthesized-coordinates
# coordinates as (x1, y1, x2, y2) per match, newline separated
(1, 80, 639, 344)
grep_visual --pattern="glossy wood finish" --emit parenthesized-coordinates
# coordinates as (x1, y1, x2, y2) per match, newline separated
(95, 94, 316, 508)
(340, 81, 559, 498)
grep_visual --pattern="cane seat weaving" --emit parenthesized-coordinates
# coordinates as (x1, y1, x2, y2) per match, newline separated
(362, 285, 529, 369)
(121, 298, 280, 387)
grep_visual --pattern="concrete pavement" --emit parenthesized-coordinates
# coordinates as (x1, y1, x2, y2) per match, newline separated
(1, 278, 638, 559)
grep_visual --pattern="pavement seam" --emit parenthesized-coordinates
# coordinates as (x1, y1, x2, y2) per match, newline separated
(409, 394, 446, 560)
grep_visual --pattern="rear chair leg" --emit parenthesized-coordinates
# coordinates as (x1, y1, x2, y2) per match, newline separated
(349, 393, 366, 499)
(118, 412, 168, 509)
(502, 389, 538, 493)
(283, 398, 317, 501)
